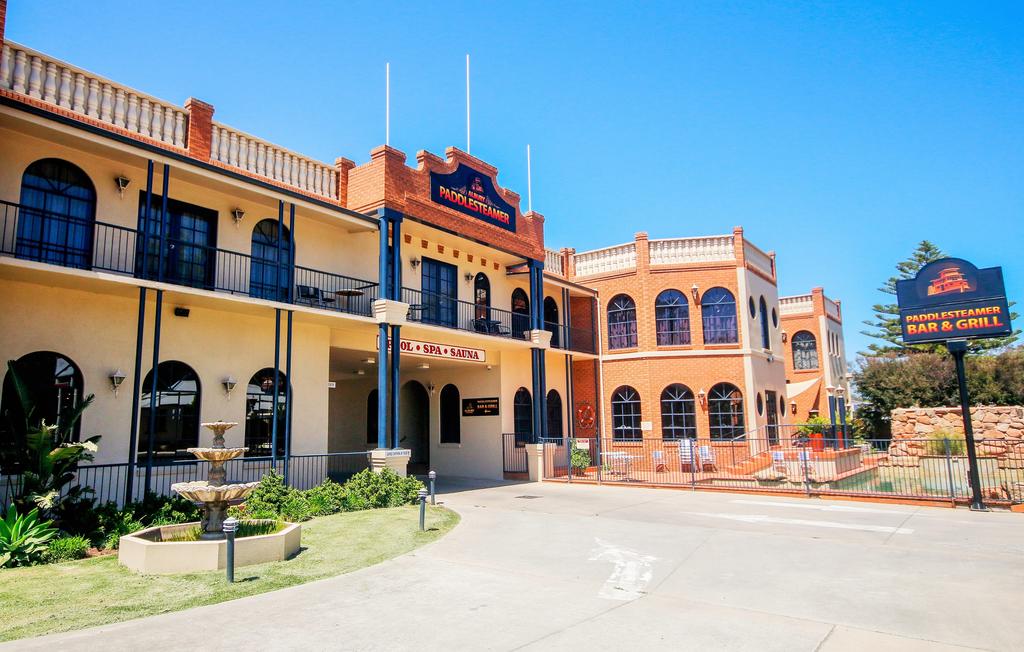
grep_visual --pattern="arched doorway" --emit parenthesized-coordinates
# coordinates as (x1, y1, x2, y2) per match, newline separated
(18, 158, 96, 268)
(544, 296, 560, 347)
(250, 219, 292, 301)
(400, 380, 430, 471)
(139, 361, 200, 462)
(511, 288, 530, 338)
(244, 368, 287, 457)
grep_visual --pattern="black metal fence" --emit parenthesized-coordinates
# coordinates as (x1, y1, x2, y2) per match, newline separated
(1, 452, 370, 509)
(540, 434, 1024, 505)
(0, 200, 378, 317)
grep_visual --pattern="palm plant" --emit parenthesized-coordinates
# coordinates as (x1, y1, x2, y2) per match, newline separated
(0, 505, 58, 567)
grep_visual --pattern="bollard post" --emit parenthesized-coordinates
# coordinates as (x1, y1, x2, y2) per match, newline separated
(418, 488, 428, 531)
(223, 516, 238, 583)
(428, 470, 436, 505)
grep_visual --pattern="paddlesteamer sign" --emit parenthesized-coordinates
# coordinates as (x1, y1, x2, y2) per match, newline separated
(430, 163, 516, 232)
(896, 258, 1012, 344)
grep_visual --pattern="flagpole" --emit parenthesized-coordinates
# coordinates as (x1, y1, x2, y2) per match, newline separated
(526, 144, 532, 213)
(385, 62, 390, 146)
(466, 54, 471, 154)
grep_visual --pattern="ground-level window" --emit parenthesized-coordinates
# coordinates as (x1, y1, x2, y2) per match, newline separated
(244, 368, 287, 457)
(611, 385, 642, 440)
(139, 361, 201, 462)
(366, 389, 378, 445)
(546, 389, 563, 439)
(660, 384, 696, 440)
(708, 382, 745, 440)
(440, 384, 461, 444)
(0, 351, 84, 470)
(792, 330, 819, 370)
(514, 387, 532, 443)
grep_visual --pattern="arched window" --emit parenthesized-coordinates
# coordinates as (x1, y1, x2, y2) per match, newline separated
(1, 351, 84, 468)
(474, 273, 491, 324)
(511, 288, 530, 338)
(608, 294, 637, 349)
(660, 384, 695, 440)
(250, 219, 291, 301)
(244, 368, 287, 457)
(139, 361, 200, 461)
(701, 288, 738, 344)
(759, 296, 770, 350)
(17, 158, 96, 268)
(546, 389, 563, 439)
(655, 290, 691, 346)
(440, 384, 461, 444)
(792, 331, 819, 370)
(708, 383, 745, 440)
(513, 387, 533, 443)
(544, 297, 560, 347)
(611, 386, 642, 440)
(366, 389, 378, 445)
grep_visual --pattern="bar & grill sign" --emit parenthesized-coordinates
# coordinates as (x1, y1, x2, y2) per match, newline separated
(430, 163, 516, 232)
(897, 257, 1012, 343)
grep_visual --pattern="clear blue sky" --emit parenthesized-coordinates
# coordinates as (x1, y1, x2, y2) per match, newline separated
(8, 1, 1023, 358)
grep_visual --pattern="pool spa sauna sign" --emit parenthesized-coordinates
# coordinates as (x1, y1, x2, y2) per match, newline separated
(430, 163, 517, 232)
(896, 258, 1012, 344)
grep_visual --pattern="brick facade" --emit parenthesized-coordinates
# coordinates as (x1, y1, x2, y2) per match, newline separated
(779, 287, 848, 423)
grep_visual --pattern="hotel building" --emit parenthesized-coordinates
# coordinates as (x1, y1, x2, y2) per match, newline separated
(0, 3, 848, 491)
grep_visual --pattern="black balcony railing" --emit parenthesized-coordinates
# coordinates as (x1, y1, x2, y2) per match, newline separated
(402, 286, 528, 340)
(0, 200, 378, 317)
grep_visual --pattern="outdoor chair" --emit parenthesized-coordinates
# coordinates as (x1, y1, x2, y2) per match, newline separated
(652, 450, 666, 473)
(601, 451, 631, 478)
(771, 450, 787, 473)
(297, 285, 334, 308)
(698, 445, 717, 472)
(678, 439, 697, 472)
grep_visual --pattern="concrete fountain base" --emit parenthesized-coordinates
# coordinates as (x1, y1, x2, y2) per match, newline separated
(118, 521, 301, 574)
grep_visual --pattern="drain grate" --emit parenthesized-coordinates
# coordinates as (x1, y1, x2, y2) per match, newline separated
(515, 495, 543, 500)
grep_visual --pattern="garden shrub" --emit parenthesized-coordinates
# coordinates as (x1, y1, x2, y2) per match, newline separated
(0, 505, 57, 568)
(341, 469, 423, 509)
(924, 431, 967, 456)
(240, 471, 295, 517)
(570, 442, 592, 472)
(279, 494, 313, 522)
(304, 479, 347, 516)
(99, 511, 144, 550)
(44, 535, 90, 563)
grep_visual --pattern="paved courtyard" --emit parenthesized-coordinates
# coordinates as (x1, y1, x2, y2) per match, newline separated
(8, 480, 1023, 651)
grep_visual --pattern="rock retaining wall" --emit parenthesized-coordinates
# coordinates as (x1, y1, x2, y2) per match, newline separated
(888, 406, 1024, 468)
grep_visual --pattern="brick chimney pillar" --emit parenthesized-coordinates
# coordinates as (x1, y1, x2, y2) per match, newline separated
(561, 247, 576, 279)
(184, 97, 214, 160)
(732, 226, 745, 266)
(635, 231, 650, 273)
(335, 157, 356, 207)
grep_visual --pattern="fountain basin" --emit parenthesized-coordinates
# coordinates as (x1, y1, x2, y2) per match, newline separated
(118, 520, 301, 574)
(186, 447, 247, 463)
(171, 480, 259, 503)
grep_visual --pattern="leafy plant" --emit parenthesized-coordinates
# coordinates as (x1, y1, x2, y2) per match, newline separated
(240, 471, 295, 517)
(3, 361, 101, 515)
(340, 469, 423, 509)
(924, 431, 967, 456)
(303, 479, 347, 517)
(44, 535, 90, 563)
(796, 416, 831, 443)
(0, 505, 58, 568)
(570, 442, 592, 472)
(98, 511, 144, 550)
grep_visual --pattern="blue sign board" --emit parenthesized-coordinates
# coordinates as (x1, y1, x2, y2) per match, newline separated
(430, 164, 517, 232)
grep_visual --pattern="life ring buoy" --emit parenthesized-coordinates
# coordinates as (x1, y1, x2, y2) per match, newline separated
(576, 404, 596, 429)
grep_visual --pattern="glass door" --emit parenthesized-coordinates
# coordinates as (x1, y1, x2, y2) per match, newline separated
(421, 257, 457, 327)
(765, 390, 779, 445)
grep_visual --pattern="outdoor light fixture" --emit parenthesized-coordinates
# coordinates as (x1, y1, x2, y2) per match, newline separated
(697, 388, 707, 406)
(363, 357, 375, 364)
(428, 382, 436, 395)
(418, 363, 430, 370)
(109, 369, 126, 396)
(781, 330, 788, 343)
(410, 257, 421, 269)
(355, 369, 366, 376)
(222, 376, 237, 397)
(464, 272, 474, 283)
(825, 385, 836, 396)
(690, 283, 700, 301)
(231, 208, 245, 226)
(115, 175, 131, 198)
(790, 400, 798, 414)
(836, 387, 846, 398)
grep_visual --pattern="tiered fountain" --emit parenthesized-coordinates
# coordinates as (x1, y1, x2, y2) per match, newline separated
(170, 421, 260, 539)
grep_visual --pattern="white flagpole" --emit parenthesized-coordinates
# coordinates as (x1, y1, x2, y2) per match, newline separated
(466, 54, 471, 154)
(526, 144, 532, 213)
(385, 62, 390, 146)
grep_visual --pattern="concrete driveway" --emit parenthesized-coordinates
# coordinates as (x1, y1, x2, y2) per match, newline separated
(8, 480, 1022, 651)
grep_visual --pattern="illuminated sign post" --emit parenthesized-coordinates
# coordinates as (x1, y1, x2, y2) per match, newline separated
(897, 258, 1012, 510)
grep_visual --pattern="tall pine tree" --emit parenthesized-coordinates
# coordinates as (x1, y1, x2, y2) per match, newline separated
(860, 241, 1019, 356)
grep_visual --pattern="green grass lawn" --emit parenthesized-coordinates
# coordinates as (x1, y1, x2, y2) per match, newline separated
(0, 505, 458, 642)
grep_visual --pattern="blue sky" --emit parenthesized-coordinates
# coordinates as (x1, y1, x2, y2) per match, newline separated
(8, 1, 1022, 358)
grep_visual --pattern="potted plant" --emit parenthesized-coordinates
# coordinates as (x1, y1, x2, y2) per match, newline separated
(796, 416, 831, 452)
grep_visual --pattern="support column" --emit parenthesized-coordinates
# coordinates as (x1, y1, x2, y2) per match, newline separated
(528, 259, 549, 443)
(271, 308, 281, 467)
(837, 396, 847, 448)
(143, 289, 163, 494)
(157, 164, 169, 282)
(284, 310, 293, 484)
(288, 203, 296, 303)
(376, 210, 391, 450)
(827, 393, 837, 448)
(389, 214, 403, 449)
(124, 287, 147, 504)
(142, 160, 153, 277)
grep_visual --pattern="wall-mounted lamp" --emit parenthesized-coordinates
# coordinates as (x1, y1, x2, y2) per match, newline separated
(231, 208, 246, 226)
(109, 369, 126, 396)
(222, 376, 237, 398)
(781, 330, 788, 343)
(790, 400, 798, 415)
(418, 363, 430, 370)
(410, 257, 421, 269)
(690, 283, 700, 302)
(697, 387, 707, 407)
(363, 357, 376, 365)
(115, 175, 131, 198)
(835, 387, 846, 398)
(464, 272, 474, 283)
(428, 382, 436, 396)
(355, 369, 366, 376)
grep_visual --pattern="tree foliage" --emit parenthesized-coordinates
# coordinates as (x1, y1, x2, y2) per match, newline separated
(860, 241, 1019, 356)
(853, 347, 1024, 438)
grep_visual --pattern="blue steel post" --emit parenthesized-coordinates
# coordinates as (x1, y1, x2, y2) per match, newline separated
(124, 287, 147, 504)
(537, 262, 548, 441)
(276, 201, 285, 302)
(376, 212, 391, 449)
(528, 261, 544, 443)
(827, 394, 837, 448)
(271, 309, 281, 469)
(142, 160, 153, 278)
(144, 289, 163, 494)
(157, 164, 169, 282)
(288, 203, 296, 303)
(389, 214, 402, 448)
(838, 396, 848, 447)
(284, 310, 293, 485)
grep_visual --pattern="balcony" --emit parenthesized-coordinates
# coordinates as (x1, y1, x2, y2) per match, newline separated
(0, 200, 378, 316)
